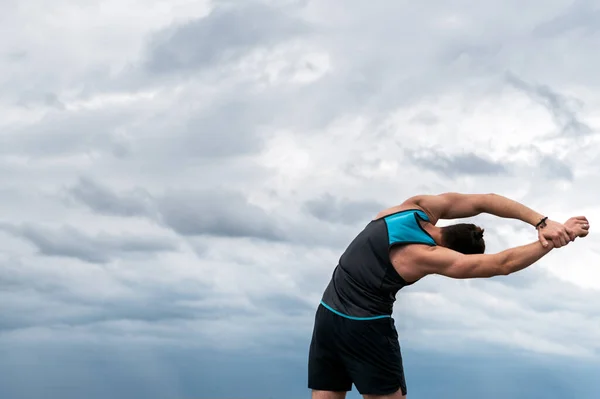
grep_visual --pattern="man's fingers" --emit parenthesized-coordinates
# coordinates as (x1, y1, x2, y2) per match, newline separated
(557, 233, 568, 247)
(568, 230, 577, 241)
(565, 227, 574, 236)
(569, 216, 588, 221)
(573, 221, 589, 231)
(582, 220, 590, 228)
(567, 216, 589, 227)
(539, 231, 549, 247)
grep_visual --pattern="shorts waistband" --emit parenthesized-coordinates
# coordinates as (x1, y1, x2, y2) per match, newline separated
(320, 300, 391, 321)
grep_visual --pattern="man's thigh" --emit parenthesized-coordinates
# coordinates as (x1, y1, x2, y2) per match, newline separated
(363, 388, 406, 399)
(312, 390, 348, 399)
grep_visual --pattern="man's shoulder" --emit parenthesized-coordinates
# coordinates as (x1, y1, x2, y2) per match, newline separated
(374, 203, 433, 222)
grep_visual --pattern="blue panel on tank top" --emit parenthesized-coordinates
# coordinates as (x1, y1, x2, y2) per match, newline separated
(384, 210, 436, 246)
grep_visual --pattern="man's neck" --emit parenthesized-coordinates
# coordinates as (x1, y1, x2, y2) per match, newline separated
(423, 223, 443, 245)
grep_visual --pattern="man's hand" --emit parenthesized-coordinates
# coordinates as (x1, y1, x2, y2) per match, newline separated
(538, 219, 573, 248)
(563, 216, 590, 240)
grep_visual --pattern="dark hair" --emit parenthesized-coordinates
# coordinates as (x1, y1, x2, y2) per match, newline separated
(440, 223, 485, 254)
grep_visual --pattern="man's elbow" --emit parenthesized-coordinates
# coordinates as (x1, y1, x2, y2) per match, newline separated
(479, 264, 509, 278)
(481, 253, 511, 277)
(496, 265, 512, 276)
(496, 254, 513, 276)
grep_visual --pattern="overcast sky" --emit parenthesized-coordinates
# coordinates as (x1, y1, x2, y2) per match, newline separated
(2, 0, 600, 398)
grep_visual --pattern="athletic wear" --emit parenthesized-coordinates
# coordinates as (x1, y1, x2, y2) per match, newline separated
(308, 209, 436, 395)
(321, 209, 435, 319)
(308, 303, 407, 395)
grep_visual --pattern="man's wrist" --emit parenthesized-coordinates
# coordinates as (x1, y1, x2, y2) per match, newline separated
(534, 216, 549, 229)
(527, 212, 546, 227)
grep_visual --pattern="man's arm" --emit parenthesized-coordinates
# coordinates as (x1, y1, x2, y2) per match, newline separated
(404, 193, 544, 224)
(400, 241, 554, 280)
(404, 192, 572, 248)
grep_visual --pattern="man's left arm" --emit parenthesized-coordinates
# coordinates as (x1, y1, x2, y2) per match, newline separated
(404, 192, 572, 248)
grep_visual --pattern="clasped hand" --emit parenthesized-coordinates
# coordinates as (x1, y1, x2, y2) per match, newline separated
(538, 217, 590, 248)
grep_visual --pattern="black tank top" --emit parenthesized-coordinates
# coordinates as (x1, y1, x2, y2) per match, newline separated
(320, 209, 436, 319)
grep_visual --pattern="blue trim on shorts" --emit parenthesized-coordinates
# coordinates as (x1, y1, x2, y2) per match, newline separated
(320, 301, 391, 320)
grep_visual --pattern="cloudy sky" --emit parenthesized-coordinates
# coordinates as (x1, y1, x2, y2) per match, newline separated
(2, 0, 600, 398)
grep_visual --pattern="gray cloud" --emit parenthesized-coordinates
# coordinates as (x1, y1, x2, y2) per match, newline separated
(539, 155, 574, 181)
(0, 223, 178, 264)
(65, 176, 360, 248)
(0, 293, 235, 333)
(500, 144, 575, 182)
(175, 99, 270, 159)
(5, 50, 27, 62)
(251, 292, 314, 317)
(405, 148, 509, 178)
(533, 1, 600, 37)
(410, 111, 440, 126)
(143, 2, 307, 74)
(0, 107, 134, 159)
(304, 193, 383, 225)
(155, 189, 286, 241)
(0, 255, 249, 333)
(505, 73, 593, 137)
(66, 177, 153, 218)
(14, 91, 66, 110)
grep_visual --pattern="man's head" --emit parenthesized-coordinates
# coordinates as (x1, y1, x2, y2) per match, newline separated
(440, 223, 486, 254)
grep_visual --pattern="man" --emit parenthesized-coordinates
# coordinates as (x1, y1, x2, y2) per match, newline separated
(308, 192, 590, 399)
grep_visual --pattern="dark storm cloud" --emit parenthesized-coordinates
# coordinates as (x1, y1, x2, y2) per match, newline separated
(405, 148, 509, 178)
(144, 2, 307, 74)
(0, 256, 247, 332)
(304, 193, 383, 225)
(0, 293, 246, 333)
(252, 293, 314, 317)
(0, 252, 308, 334)
(67, 177, 153, 218)
(0, 223, 178, 264)
(505, 73, 593, 137)
(156, 189, 286, 241)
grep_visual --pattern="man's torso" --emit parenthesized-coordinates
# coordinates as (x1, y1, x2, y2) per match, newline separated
(320, 208, 436, 319)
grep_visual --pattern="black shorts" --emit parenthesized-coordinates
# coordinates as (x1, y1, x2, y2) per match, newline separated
(307, 303, 407, 396)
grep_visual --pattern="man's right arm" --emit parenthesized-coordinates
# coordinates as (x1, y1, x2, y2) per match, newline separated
(402, 241, 555, 279)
